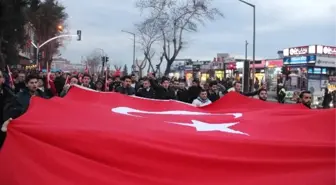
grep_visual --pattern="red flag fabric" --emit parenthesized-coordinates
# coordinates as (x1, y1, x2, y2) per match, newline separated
(114, 69, 121, 77)
(202, 91, 306, 110)
(0, 86, 335, 185)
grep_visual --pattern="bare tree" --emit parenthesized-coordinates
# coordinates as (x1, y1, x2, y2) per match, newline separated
(110, 64, 122, 77)
(136, 0, 223, 76)
(136, 16, 161, 74)
(136, 58, 147, 77)
(84, 50, 101, 74)
(122, 64, 129, 76)
(156, 52, 164, 75)
(113, 64, 122, 71)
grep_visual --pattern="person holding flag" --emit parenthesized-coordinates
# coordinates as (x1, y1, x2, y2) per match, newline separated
(59, 76, 79, 97)
(1, 74, 48, 148)
(0, 70, 16, 148)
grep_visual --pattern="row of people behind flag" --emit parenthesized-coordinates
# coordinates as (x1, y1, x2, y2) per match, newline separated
(0, 68, 268, 121)
(1, 68, 313, 109)
(1, 68, 311, 109)
(59, 72, 269, 106)
(0, 68, 314, 148)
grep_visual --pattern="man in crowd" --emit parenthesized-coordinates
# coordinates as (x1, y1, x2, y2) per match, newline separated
(277, 83, 286, 104)
(109, 75, 121, 91)
(130, 74, 139, 90)
(230, 81, 261, 97)
(187, 80, 202, 103)
(37, 77, 53, 98)
(8, 74, 47, 119)
(299, 91, 312, 109)
(0, 71, 16, 148)
(207, 81, 220, 102)
(14, 71, 26, 93)
(81, 74, 92, 89)
(54, 71, 66, 95)
(115, 75, 135, 95)
(136, 78, 155, 99)
(1, 74, 47, 148)
(149, 76, 175, 100)
(258, 89, 268, 101)
(192, 89, 211, 107)
(59, 76, 79, 97)
(176, 80, 189, 103)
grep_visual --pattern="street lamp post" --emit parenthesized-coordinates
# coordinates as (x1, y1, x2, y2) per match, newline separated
(31, 31, 82, 65)
(238, 0, 256, 84)
(121, 30, 136, 73)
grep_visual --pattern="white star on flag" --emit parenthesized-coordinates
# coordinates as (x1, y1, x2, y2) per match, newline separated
(166, 120, 249, 136)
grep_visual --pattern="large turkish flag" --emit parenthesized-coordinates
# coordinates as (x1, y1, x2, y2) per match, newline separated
(0, 86, 335, 185)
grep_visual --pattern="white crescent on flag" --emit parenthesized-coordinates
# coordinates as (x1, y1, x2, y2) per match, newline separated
(111, 107, 242, 118)
(111, 107, 247, 135)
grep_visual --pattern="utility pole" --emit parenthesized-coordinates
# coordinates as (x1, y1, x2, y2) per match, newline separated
(243, 40, 249, 93)
(121, 30, 136, 73)
(238, 0, 256, 85)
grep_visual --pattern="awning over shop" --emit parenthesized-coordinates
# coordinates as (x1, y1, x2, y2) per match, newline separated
(266, 60, 283, 68)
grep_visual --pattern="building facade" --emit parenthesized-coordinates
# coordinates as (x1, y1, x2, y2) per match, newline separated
(18, 22, 36, 66)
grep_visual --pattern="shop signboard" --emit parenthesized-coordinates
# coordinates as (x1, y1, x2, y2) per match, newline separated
(316, 45, 336, 56)
(315, 56, 336, 68)
(283, 45, 318, 57)
(178, 65, 185, 71)
(289, 46, 309, 56)
(249, 60, 265, 68)
(308, 67, 327, 75)
(283, 55, 316, 65)
(185, 65, 192, 71)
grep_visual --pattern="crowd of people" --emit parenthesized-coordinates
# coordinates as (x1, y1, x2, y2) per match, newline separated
(0, 68, 334, 148)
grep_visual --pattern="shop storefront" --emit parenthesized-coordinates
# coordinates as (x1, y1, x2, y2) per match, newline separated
(265, 60, 283, 91)
(25, 64, 38, 70)
(250, 60, 266, 83)
(224, 62, 236, 78)
(214, 70, 224, 80)
(185, 71, 192, 80)
(168, 72, 181, 79)
(282, 55, 316, 91)
(184, 65, 193, 81)
(209, 59, 224, 80)
(200, 73, 209, 82)
(282, 45, 336, 104)
(313, 56, 336, 92)
(328, 76, 336, 91)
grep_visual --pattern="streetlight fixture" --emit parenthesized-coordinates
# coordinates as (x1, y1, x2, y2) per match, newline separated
(238, 0, 256, 84)
(57, 25, 63, 32)
(121, 30, 136, 73)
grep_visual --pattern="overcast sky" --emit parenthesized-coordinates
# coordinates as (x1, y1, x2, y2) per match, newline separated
(58, 0, 336, 66)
